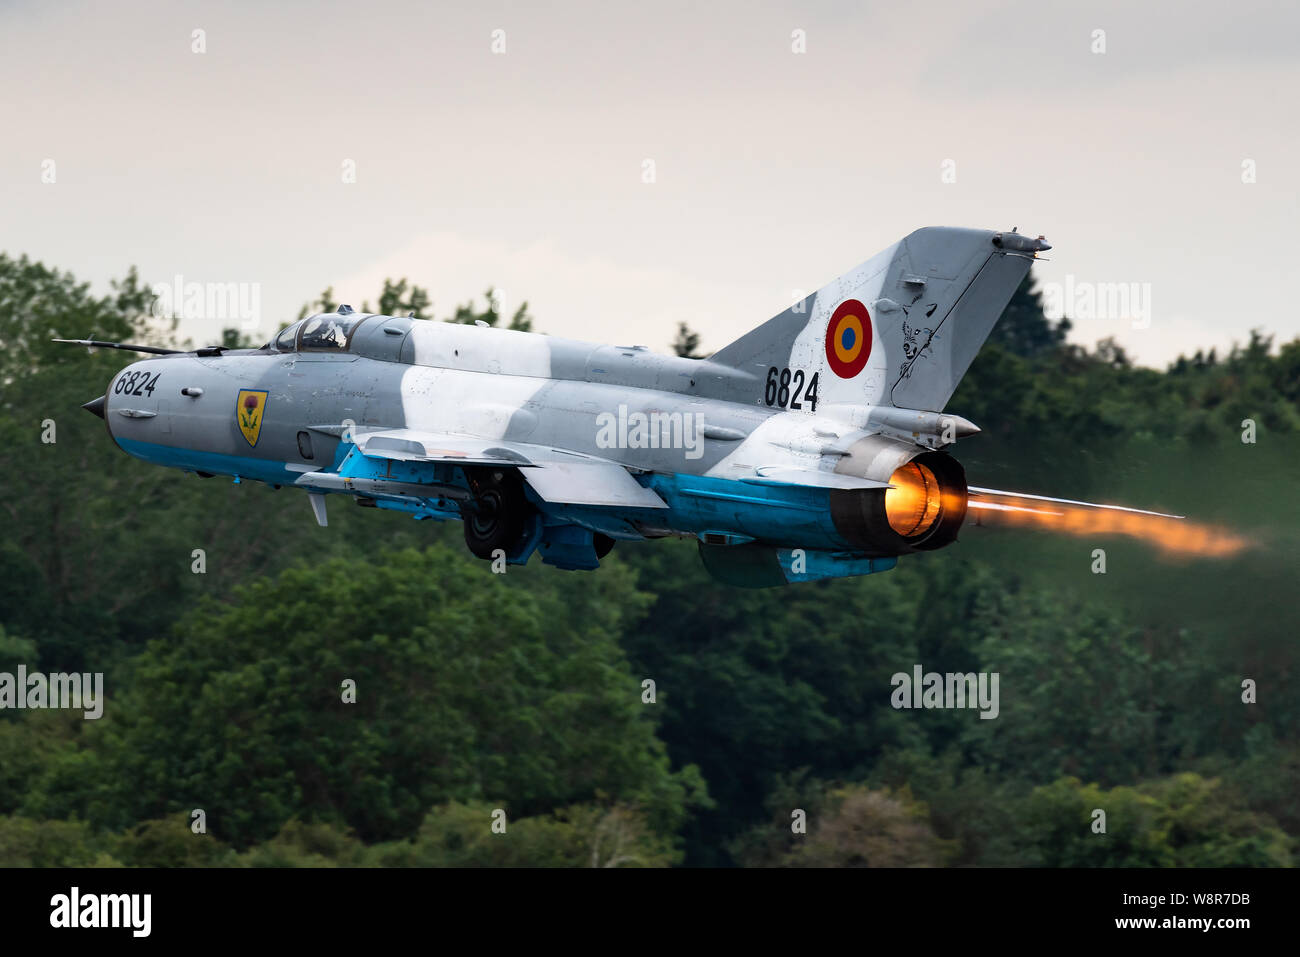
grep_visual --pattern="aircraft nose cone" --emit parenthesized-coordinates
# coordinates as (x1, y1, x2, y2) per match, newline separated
(82, 395, 106, 419)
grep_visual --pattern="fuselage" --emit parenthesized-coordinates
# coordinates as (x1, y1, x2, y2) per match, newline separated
(100, 312, 965, 569)
(80, 226, 1055, 584)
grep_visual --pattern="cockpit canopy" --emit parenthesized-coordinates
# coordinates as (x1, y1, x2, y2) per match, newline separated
(273, 313, 368, 353)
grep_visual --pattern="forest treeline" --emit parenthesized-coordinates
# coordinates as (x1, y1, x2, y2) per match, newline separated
(0, 254, 1296, 866)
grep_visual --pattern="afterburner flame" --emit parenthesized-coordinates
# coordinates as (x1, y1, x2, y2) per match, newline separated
(886, 462, 943, 536)
(966, 494, 1250, 558)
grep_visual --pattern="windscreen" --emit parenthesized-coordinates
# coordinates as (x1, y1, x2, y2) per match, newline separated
(298, 314, 366, 351)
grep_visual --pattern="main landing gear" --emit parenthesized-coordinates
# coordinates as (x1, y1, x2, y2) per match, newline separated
(461, 469, 528, 559)
(460, 467, 618, 568)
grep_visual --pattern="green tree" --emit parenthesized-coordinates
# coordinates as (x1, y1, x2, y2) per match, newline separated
(367, 801, 676, 867)
(373, 277, 431, 319)
(0, 816, 120, 867)
(734, 780, 953, 868)
(449, 287, 533, 332)
(0, 253, 164, 382)
(296, 286, 336, 320)
(112, 814, 235, 867)
(1022, 774, 1291, 867)
(234, 819, 366, 867)
(296, 280, 531, 329)
(671, 322, 704, 359)
(75, 545, 705, 848)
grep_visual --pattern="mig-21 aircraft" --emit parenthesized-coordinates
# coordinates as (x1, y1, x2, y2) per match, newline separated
(60, 226, 1185, 586)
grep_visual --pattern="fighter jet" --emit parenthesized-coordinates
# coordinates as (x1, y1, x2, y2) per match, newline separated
(61, 226, 1184, 585)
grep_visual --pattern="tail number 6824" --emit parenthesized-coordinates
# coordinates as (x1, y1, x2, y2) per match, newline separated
(764, 367, 819, 411)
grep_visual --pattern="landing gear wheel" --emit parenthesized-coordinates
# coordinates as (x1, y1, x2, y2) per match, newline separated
(462, 470, 528, 560)
(593, 533, 616, 559)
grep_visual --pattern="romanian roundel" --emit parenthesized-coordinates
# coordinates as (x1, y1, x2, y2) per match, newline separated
(825, 299, 872, 379)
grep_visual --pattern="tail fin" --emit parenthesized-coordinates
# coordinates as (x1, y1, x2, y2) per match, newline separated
(710, 227, 1047, 413)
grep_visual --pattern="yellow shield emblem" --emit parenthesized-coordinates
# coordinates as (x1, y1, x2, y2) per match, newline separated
(236, 390, 268, 447)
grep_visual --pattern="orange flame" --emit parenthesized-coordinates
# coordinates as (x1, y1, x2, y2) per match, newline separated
(965, 495, 1251, 558)
(885, 462, 943, 536)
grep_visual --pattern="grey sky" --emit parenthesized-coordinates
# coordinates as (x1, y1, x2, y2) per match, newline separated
(3, 0, 1297, 365)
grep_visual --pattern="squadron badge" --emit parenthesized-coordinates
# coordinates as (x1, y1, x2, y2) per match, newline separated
(236, 389, 268, 447)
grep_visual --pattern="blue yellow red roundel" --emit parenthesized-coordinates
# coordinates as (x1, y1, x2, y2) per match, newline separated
(825, 299, 872, 378)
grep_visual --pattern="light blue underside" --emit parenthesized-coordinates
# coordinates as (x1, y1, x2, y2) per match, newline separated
(115, 437, 853, 552)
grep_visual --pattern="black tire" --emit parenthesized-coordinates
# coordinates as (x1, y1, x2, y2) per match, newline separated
(462, 471, 528, 560)
(593, 533, 616, 559)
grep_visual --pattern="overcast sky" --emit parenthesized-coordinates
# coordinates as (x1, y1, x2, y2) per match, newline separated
(3, 0, 1297, 366)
